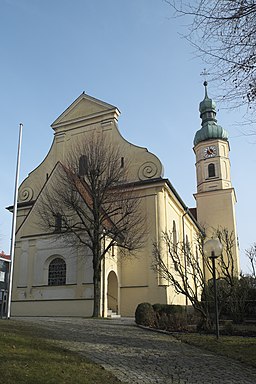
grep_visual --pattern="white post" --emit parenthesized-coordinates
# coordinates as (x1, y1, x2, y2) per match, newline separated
(7, 123, 23, 319)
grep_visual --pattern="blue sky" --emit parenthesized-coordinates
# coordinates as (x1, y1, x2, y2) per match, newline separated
(1, 0, 255, 273)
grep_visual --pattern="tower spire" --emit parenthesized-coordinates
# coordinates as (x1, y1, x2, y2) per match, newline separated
(200, 68, 210, 98)
(203, 80, 208, 99)
(193, 82, 228, 146)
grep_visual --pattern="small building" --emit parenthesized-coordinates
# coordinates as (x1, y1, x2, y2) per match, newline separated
(0, 251, 10, 317)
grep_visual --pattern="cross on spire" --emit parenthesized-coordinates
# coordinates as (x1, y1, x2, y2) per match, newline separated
(200, 68, 210, 82)
(200, 69, 210, 98)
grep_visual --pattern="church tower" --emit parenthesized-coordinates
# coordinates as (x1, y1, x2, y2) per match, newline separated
(193, 82, 239, 271)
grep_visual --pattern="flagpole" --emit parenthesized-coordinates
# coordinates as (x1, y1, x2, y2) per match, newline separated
(7, 123, 23, 319)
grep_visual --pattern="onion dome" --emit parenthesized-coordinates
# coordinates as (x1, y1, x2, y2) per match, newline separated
(194, 81, 228, 146)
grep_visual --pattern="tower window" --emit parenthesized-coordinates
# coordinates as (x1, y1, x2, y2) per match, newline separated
(121, 157, 124, 168)
(48, 258, 66, 286)
(208, 163, 216, 178)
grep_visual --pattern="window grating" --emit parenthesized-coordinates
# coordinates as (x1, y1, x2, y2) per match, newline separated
(48, 258, 66, 286)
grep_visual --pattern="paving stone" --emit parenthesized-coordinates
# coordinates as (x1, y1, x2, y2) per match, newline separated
(16, 317, 256, 384)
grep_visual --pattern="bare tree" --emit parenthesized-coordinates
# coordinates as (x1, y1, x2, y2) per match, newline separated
(38, 133, 146, 317)
(214, 228, 237, 285)
(152, 228, 237, 329)
(153, 231, 210, 326)
(245, 242, 256, 277)
(165, 0, 256, 109)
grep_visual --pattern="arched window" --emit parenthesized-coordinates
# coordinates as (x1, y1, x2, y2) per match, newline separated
(208, 163, 216, 178)
(48, 258, 66, 286)
(79, 155, 88, 176)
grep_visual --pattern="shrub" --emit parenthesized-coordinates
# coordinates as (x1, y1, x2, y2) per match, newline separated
(202, 276, 256, 324)
(153, 303, 183, 315)
(152, 303, 163, 313)
(135, 302, 156, 327)
(222, 320, 234, 335)
(135, 302, 196, 332)
(153, 304, 187, 331)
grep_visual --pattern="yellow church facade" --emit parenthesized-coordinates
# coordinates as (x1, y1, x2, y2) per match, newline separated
(9, 85, 239, 317)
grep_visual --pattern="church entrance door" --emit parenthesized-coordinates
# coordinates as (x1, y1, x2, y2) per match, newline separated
(107, 271, 118, 314)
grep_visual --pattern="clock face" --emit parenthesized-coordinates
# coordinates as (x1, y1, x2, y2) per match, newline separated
(204, 145, 217, 158)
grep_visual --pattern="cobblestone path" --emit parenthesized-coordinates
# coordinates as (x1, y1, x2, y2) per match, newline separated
(17, 317, 256, 384)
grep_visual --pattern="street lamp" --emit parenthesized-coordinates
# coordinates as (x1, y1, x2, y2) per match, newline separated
(204, 238, 223, 339)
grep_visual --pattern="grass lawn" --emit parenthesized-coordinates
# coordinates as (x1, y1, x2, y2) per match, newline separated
(0, 319, 121, 384)
(174, 332, 256, 368)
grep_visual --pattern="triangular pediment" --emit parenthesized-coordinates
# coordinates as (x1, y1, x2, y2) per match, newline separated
(51, 93, 120, 128)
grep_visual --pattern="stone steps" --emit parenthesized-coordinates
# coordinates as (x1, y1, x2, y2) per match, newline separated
(107, 309, 121, 318)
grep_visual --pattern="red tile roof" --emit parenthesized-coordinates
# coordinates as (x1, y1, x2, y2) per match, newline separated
(0, 251, 11, 261)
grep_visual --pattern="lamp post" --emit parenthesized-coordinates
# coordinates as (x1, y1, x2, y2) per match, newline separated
(101, 229, 106, 318)
(204, 238, 223, 339)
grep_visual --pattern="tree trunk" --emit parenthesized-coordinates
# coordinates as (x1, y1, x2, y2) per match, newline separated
(92, 265, 101, 318)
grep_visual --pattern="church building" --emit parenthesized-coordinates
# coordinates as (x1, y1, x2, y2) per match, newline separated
(8, 83, 239, 317)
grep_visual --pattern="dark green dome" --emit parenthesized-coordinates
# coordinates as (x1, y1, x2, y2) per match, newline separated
(199, 94, 216, 115)
(194, 122, 228, 146)
(194, 81, 228, 146)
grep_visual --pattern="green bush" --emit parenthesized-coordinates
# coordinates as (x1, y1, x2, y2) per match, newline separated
(153, 303, 183, 315)
(152, 303, 163, 313)
(135, 302, 156, 327)
(153, 304, 187, 331)
(202, 276, 256, 324)
(222, 320, 234, 335)
(135, 302, 195, 332)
